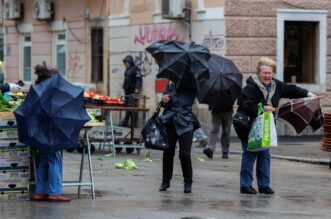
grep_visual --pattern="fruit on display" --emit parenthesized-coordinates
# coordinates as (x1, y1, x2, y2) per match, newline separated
(11, 92, 25, 99)
(84, 91, 124, 106)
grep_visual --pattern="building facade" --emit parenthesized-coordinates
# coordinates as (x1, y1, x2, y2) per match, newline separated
(225, 0, 330, 135)
(1, 0, 110, 94)
(1, 0, 329, 135)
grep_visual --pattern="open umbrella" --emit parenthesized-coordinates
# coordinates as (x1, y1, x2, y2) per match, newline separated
(14, 73, 90, 153)
(275, 96, 324, 134)
(146, 40, 211, 83)
(197, 54, 242, 109)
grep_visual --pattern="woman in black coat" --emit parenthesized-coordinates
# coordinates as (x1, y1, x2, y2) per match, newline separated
(159, 76, 200, 193)
(237, 57, 316, 195)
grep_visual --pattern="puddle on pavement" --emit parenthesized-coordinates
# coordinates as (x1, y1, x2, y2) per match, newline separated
(209, 184, 232, 189)
(180, 217, 206, 219)
(75, 189, 111, 198)
(282, 195, 316, 203)
(239, 196, 273, 208)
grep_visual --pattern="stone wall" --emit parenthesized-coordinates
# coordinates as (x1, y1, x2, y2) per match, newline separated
(225, 0, 331, 135)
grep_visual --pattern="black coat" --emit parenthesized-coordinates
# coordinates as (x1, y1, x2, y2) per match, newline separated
(160, 78, 200, 136)
(122, 55, 142, 93)
(234, 76, 308, 140)
(0, 83, 10, 94)
(238, 76, 308, 118)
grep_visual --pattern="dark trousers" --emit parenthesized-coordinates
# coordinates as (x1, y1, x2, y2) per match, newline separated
(162, 124, 193, 184)
(121, 93, 138, 126)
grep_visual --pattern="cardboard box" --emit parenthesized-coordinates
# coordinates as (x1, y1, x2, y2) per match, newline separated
(0, 158, 30, 168)
(0, 130, 18, 139)
(0, 150, 30, 159)
(0, 139, 24, 147)
(0, 168, 30, 180)
(0, 188, 29, 201)
(0, 112, 17, 128)
(0, 179, 29, 189)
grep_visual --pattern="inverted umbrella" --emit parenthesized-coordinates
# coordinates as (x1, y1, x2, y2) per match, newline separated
(197, 54, 242, 109)
(276, 96, 324, 134)
(146, 40, 211, 83)
(14, 73, 90, 153)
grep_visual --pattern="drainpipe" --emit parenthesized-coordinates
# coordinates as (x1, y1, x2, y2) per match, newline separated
(183, 7, 192, 43)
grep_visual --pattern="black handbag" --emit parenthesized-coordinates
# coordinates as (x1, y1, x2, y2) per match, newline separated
(141, 102, 169, 150)
(232, 111, 252, 140)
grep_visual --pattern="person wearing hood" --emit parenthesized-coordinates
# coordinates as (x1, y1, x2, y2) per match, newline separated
(237, 57, 316, 195)
(120, 55, 143, 127)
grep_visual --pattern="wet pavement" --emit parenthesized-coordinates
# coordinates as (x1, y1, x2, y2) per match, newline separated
(1, 137, 331, 219)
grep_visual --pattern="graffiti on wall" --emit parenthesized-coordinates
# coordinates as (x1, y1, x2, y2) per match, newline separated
(134, 51, 153, 76)
(134, 24, 187, 46)
(68, 51, 83, 77)
(202, 31, 224, 50)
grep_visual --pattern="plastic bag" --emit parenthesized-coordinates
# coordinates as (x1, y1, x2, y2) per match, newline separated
(141, 103, 169, 150)
(248, 104, 278, 152)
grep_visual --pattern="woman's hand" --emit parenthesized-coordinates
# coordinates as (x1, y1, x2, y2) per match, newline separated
(307, 92, 317, 97)
(264, 105, 275, 112)
(162, 94, 170, 103)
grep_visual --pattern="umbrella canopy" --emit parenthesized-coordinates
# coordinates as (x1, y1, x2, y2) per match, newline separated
(197, 54, 242, 109)
(14, 73, 90, 153)
(276, 96, 324, 134)
(146, 40, 211, 83)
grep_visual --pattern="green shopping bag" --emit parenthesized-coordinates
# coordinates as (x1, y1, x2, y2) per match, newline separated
(248, 103, 278, 152)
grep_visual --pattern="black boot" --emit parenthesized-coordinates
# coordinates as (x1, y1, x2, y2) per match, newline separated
(240, 186, 257, 194)
(184, 182, 192, 193)
(159, 181, 170, 191)
(259, 187, 274, 194)
(203, 148, 213, 159)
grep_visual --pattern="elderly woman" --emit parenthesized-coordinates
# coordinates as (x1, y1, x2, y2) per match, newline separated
(237, 57, 316, 194)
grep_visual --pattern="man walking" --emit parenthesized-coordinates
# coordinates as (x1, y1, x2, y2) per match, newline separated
(203, 106, 233, 159)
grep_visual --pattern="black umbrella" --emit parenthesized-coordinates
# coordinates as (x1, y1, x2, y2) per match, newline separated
(197, 54, 242, 109)
(146, 40, 211, 83)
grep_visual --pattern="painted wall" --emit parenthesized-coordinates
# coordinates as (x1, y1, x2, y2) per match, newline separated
(108, 0, 225, 132)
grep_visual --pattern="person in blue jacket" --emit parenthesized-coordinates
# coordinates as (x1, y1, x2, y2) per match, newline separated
(237, 57, 316, 194)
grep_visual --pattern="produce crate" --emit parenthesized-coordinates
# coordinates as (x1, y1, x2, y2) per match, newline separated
(0, 112, 30, 202)
(0, 112, 16, 127)
(0, 158, 30, 168)
(0, 167, 30, 181)
(0, 129, 18, 139)
(0, 179, 29, 189)
(0, 149, 30, 159)
(0, 188, 29, 201)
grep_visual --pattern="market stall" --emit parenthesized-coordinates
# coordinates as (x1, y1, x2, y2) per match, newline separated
(84, 92, 149, 156)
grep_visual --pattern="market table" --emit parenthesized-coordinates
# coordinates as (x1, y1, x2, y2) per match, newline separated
(85, 105, 149, 156)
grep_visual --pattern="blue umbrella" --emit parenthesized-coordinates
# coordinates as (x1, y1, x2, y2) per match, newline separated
(14, 73, 90, 153)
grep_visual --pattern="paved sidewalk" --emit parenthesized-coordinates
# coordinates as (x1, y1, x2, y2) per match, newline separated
(209, 136, 331, 166)
(2, 137, 331, 219)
